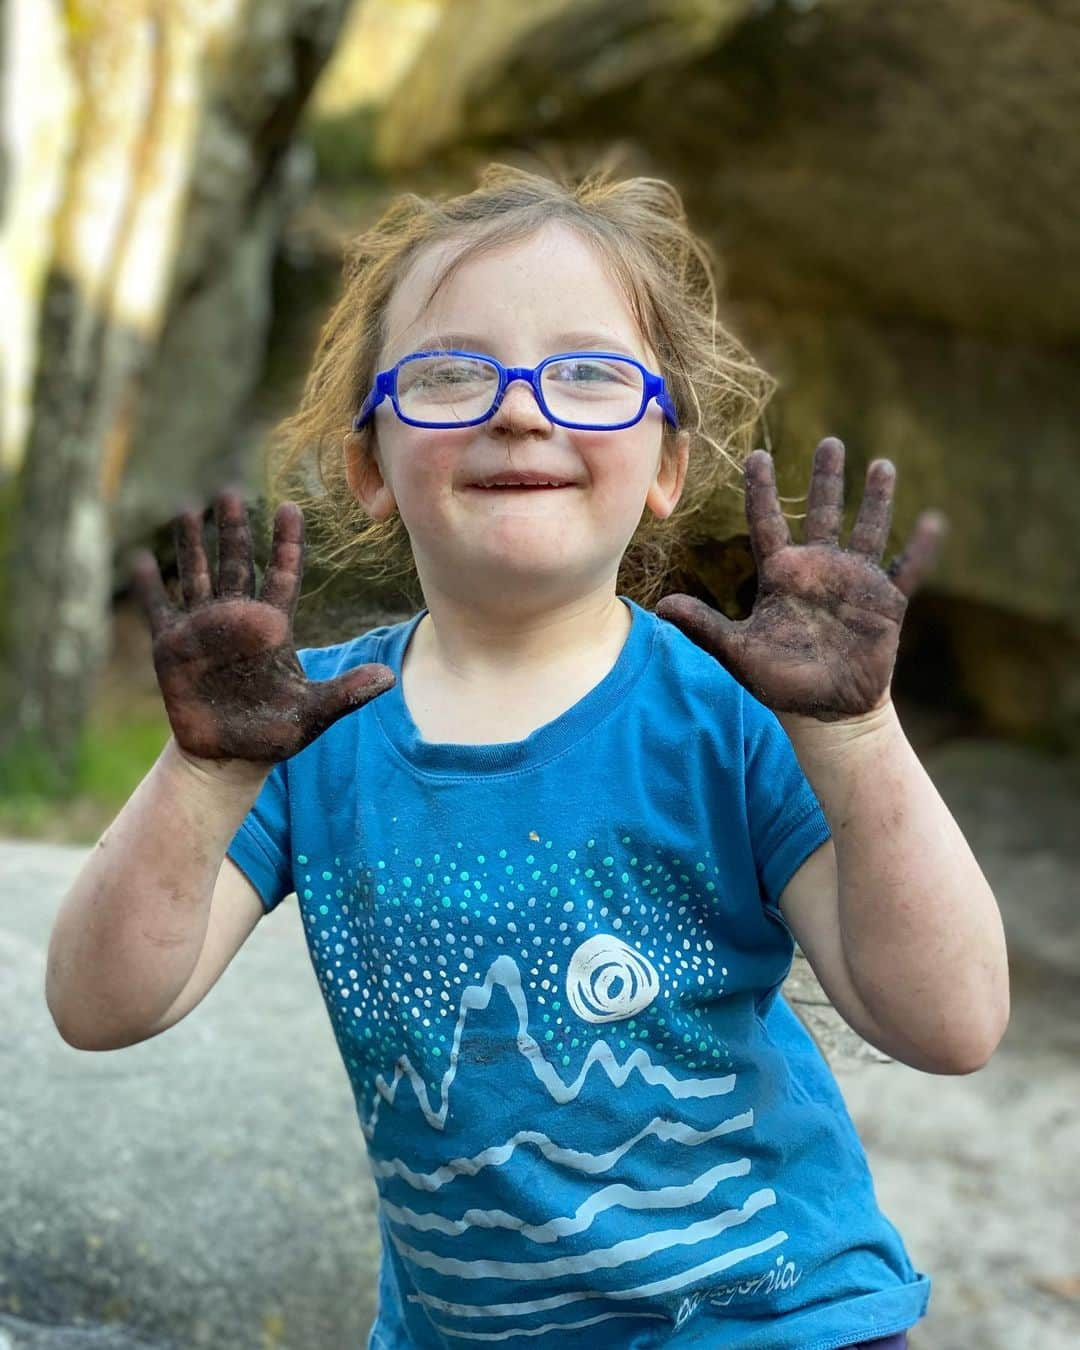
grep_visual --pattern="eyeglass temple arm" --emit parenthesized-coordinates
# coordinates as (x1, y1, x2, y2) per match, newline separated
(646, 373, 678, 429)
(354, 372, 394, 431)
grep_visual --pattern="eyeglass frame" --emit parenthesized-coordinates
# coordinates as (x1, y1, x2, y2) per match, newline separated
(352, 349, 680, 432)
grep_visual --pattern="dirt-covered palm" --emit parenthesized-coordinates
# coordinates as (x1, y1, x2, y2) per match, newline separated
(655, 438, 948, 722)
(130, 489, 396, 765)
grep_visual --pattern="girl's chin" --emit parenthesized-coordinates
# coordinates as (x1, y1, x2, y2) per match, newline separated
(457, 529, 589, 560)
(449, 549, 599, 587)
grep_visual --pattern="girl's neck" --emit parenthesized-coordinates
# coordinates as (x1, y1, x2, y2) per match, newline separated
(409, 585, 631, 689)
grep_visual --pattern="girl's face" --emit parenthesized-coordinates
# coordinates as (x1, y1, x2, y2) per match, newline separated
(345, 221, 689, 608)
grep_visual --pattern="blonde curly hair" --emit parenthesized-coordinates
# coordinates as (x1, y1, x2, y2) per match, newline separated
(266, 159, 775, 611)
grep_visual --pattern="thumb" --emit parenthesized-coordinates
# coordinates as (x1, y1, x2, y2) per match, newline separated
(306, 663, 397, 735)
(655, 594, 744, 667)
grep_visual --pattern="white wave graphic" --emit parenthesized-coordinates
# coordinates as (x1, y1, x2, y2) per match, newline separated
(411, 1229, 788, 1322)
(431, 1308, 669, 1342)
(360, 954, 735, 1141)
(391, 1188, 777, 1280)
(360, 957, 790, 1340)
(383, 1158, 752, 1242)
(371, 1109, 754, 1192)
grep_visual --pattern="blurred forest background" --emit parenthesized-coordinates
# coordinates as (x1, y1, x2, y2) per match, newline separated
(2, 0, 1079, 833)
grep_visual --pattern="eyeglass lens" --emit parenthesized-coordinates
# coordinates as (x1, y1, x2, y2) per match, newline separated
(395, 355, 646, 426)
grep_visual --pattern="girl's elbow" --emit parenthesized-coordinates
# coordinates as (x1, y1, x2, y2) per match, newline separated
(930, 1008, 1010, 1076)
(933, 1046, 995, 1076)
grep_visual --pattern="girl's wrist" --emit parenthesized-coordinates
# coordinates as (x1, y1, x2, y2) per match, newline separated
(776, 696, 900, 755)
(164, 735, 274, 797)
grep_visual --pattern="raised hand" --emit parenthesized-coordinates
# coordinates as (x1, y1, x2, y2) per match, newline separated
(130, 490, 396, 767)
(655, 438, 947, 723)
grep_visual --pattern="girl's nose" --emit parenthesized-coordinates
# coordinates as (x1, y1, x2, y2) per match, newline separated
(487, 378, 553, 435)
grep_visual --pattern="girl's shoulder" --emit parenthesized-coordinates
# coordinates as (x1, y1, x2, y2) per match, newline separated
(650, 603, 792, 750)
(649, 604, 745, 700)
(294, 611, 417, 679)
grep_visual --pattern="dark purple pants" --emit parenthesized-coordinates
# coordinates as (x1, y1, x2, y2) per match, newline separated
(842, 1335, 909, 1350)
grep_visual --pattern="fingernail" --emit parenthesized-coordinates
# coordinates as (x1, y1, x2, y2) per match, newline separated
(173, 494, 203, 518)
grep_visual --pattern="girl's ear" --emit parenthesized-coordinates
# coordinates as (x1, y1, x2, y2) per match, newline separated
(344, 432, 397, 520)
(645, 430, 690, 520)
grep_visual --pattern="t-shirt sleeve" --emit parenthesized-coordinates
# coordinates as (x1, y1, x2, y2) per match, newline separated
(226, 760, 293, 913)
(742, 687, 832, 912)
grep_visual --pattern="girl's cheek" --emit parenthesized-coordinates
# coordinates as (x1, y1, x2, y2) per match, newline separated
(405, 430, 469, 475)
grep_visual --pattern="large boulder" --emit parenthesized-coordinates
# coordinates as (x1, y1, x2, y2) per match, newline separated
(375, 0, 1080, 343)
(365, 0, 1080, 744)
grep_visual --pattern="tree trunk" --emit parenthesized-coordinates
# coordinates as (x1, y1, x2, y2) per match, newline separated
(1, 0, 351, 789)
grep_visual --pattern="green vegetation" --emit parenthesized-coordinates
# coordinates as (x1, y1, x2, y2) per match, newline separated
(0, 707, 169, 845)
(304, 107, 382, 184)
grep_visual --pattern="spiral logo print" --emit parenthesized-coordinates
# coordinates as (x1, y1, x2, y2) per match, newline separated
(565, 935, 660, 1024)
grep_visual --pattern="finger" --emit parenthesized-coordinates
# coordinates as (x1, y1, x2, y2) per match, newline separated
(803, 437, 846, 545)
(655, 593, 746, 668)
(885, 510, 948, 597)
(130, 549, 174, 639)
(848, 458, 896, 563)
(307, 663, 397, 736)
(260, 501, 305, 617)
(175, 505, 213, 609)
(744, 449, 792, 568)
(214, 487, 256, 600)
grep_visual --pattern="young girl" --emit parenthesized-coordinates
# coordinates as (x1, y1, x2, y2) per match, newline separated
(47, 163, 1009, 1349)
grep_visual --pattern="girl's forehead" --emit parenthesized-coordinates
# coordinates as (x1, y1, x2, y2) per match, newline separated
(381, 221, 650, 360)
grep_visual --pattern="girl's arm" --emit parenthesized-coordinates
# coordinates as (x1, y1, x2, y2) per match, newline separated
(46, 737, 271, 1050)
(656, 437, 1010, 1074)
(775, 699, 1008, 1074)
(47, 491, 394, 1049)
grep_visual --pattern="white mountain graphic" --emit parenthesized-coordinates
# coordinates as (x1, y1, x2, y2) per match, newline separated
(358, 954, 789, 1342)
(361, 952, 736, 1140)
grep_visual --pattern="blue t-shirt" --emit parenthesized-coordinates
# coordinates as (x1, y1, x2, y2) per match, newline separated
(227, 597, 929, 1349)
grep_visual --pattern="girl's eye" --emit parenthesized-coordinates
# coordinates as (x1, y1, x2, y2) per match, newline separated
(423, 362, 481, 385)
(403, 358, 495, 391)
(551, 359, 631, 384)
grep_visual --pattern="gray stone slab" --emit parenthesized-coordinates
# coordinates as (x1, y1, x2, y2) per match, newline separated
(0, 1313, 166, 1348)
(839, 740, 1080, 1350)
(2, 841, 380, 1350)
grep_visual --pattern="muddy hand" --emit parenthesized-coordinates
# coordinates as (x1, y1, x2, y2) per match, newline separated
(655, 438, 947, 722)
(130, 489, 396, 764)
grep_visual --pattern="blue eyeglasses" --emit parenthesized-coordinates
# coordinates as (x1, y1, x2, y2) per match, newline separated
(353, 349, 679, 432)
